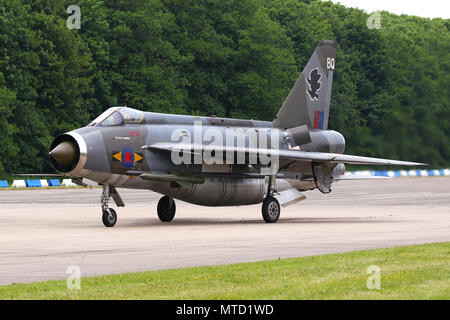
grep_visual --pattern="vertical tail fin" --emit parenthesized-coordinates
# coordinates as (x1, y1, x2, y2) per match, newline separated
(273, 40, 336, 130)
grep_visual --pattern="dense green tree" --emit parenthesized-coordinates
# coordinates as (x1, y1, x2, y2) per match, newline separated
(103, 0, 189, 114)
(0, 0, 96, 173)
(0, 70, 18, 176)
(163, 0, 297, 119)
(264, 0, 449, 166)
(0, 0, 448, 175)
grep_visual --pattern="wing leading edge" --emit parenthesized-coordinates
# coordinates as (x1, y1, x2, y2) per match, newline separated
(144, 142, 426, 167)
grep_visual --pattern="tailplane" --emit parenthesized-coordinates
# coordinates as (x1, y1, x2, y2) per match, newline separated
(273, 40, 336, 130)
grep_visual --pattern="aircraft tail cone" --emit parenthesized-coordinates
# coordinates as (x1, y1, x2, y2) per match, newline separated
(49, 141, 77, 166)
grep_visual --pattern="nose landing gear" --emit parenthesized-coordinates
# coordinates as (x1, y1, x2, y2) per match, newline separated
(101, 184, 125, 227)
(102, 208, 117, 227)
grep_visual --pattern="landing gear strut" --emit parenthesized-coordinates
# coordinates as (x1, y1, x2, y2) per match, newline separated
(262, 175, 280, 223)
(157, 196, 176, 222)
(101, 184, 124, 227)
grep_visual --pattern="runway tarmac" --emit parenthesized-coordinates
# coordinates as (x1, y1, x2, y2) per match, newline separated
(0, 177, 449, 285)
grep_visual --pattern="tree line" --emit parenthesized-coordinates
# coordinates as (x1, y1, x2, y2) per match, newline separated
(0, 0, 448, 175)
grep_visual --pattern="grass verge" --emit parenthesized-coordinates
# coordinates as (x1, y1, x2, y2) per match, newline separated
(0, 242, 448, 300)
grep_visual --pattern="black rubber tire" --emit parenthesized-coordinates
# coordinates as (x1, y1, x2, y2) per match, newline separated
(262, 196, 280, 223)
(157, 196, 176, 222)
(102, 208, 117, 227)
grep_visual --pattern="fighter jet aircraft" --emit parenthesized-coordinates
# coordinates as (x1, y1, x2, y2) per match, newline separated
(49, 40, 424, 227)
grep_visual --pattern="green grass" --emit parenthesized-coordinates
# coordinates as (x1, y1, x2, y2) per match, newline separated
(0, 243, 448, 300)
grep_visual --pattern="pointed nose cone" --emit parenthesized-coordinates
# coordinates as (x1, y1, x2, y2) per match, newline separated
(49, 141, 77, 166)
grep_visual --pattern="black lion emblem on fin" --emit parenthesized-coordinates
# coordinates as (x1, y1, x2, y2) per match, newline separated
(305, 68, 322, 101)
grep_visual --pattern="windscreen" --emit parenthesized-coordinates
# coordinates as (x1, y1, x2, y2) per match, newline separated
(89, 107, 144, 126)
(88, 107, 122, 126)
(101, 111, 124, 126)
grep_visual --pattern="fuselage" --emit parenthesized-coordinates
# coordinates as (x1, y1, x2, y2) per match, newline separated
(50, 107, 345, 206)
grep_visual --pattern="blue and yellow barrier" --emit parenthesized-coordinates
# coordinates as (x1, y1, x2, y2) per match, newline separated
(346, 169, 450, 177)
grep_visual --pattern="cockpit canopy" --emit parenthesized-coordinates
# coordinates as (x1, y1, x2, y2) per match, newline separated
(89, 107, 144, 126)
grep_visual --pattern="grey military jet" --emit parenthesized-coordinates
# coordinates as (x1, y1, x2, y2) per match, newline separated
(49, 40, 424, 227)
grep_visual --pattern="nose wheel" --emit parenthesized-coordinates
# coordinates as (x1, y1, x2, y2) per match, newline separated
(157, 196, 176, 222)
(100, 184, 124, 227)
(102, 208, 117, 227)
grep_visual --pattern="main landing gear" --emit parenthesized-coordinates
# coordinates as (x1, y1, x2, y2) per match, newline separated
(157, 195, 176, 222)
(262, 175, 281, 223)
(101, 184, 125, 227)
(262, 196, 280, 223)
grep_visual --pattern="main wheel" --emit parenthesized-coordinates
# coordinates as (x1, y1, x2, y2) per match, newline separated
(262, 196, 280, 223)
(102, 208, 117, 227)
(157, 196, 176, 222)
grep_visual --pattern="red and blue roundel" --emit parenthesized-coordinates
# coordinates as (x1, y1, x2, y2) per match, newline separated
(121, 146, 135, 168)
(112, 147, 144, 168)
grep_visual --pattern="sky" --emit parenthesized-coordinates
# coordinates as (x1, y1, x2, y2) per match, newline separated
(328, 0, 449, 19)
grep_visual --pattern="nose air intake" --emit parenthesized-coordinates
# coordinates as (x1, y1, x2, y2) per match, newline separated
(49, 132, 87, 175)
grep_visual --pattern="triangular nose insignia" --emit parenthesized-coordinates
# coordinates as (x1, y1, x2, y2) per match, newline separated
(134, 153, 143, 162)
(113, 152, 122, 162)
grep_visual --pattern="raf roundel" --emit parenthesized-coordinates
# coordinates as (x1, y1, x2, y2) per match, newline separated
(121, 146, 135, 168)
(112, 147, 144, 168)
